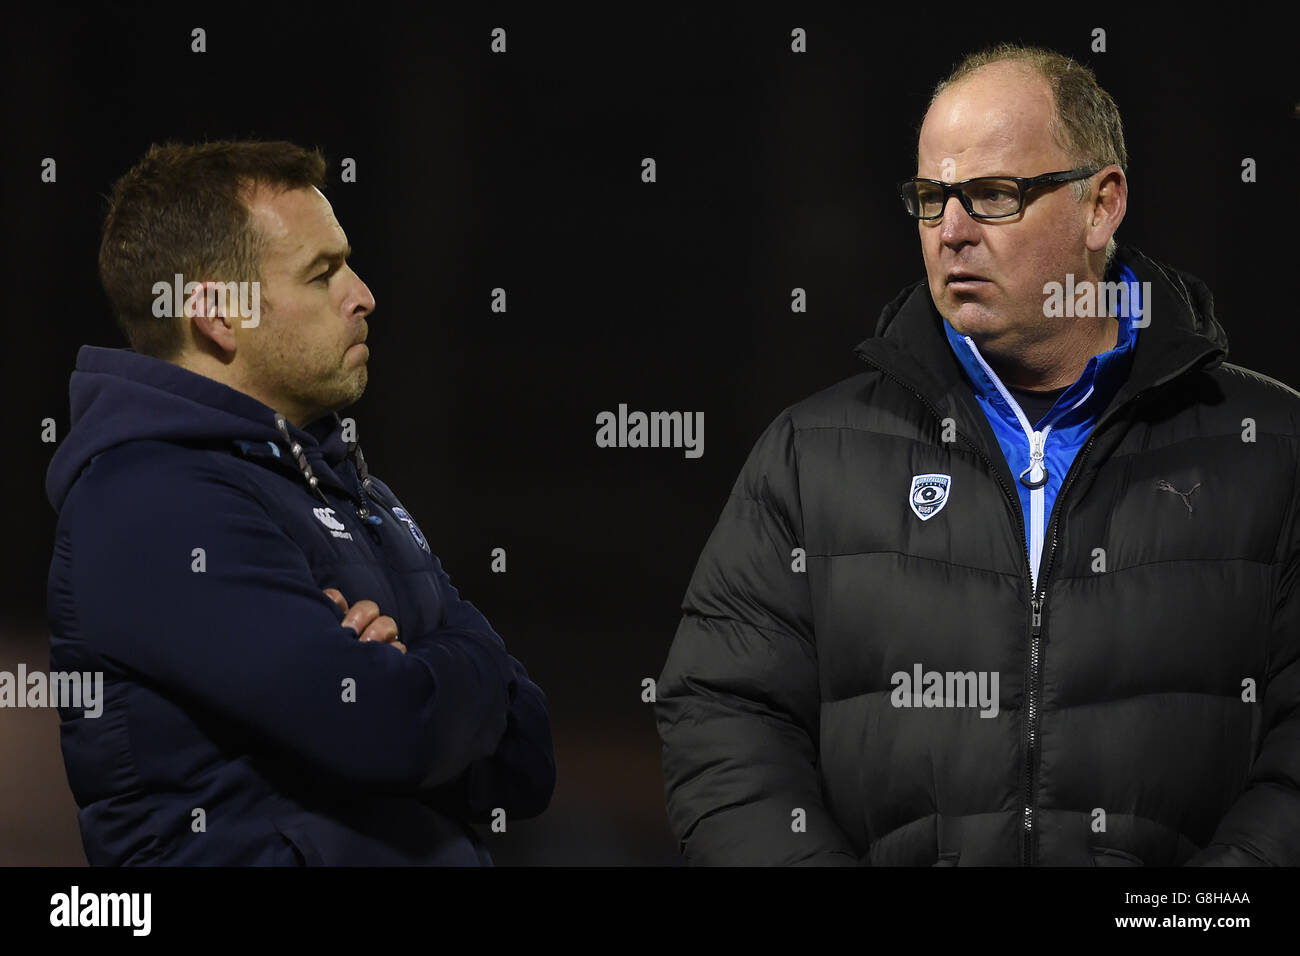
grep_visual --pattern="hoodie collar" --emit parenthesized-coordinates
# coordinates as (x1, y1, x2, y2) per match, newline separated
(46, 345, 361, 511)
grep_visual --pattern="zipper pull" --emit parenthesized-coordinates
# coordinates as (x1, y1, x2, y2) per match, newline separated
(1019, 431, 1049, 489)
(1031, 597, 1042, 636)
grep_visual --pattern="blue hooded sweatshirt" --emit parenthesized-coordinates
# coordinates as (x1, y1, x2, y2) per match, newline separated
(45, 346, 555, 865)
(941, 261, 1143, 592)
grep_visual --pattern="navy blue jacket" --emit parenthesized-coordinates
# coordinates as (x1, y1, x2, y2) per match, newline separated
(45, 346, 555, 865)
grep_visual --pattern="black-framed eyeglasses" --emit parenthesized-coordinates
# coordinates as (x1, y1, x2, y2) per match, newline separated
(897, 166, 1103, 220)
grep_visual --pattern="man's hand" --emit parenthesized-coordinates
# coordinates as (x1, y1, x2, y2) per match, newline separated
(323, 588, 406, 654)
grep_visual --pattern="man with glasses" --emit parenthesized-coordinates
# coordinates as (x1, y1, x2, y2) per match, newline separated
(657, 43, 1300, 865)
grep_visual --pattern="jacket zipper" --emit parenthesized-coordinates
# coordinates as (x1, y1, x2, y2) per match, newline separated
(958, 337, 1067, 863)
(1019, 426, 1101, 862)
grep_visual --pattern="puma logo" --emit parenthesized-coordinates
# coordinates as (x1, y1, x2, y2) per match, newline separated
(1156, 479, 1201, 516)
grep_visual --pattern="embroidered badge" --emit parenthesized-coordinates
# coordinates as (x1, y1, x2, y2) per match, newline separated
(909, 473, 952, 521)
(391, 506, 431, 553)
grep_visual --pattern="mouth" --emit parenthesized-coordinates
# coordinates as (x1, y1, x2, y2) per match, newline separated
(946, 272, 991, 292)
(346, 336, 369, 361)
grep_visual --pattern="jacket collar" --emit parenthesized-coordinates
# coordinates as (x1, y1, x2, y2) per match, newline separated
(853, 244, 1228, 433)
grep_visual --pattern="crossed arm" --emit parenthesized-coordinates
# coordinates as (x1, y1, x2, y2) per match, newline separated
(61, 452, 553, 816)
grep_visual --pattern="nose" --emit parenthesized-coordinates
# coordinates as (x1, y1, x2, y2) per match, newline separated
(937, 192, 982, 249)
(346, 265, 376, 317)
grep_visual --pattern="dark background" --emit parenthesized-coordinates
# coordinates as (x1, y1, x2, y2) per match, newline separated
(1, 2, 1296, 865)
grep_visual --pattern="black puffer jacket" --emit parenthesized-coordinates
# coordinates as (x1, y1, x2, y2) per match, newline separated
(656, 245, 1300, 866)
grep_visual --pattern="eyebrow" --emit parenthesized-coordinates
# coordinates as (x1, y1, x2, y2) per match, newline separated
(299, 243, 351, 278)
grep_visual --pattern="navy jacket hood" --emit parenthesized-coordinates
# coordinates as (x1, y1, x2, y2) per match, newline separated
(47, 345, 358, 513)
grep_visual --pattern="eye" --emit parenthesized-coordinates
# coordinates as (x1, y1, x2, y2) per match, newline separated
(312, 270, 331, 284)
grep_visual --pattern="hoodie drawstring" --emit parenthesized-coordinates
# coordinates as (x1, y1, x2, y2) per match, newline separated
(347, 436, 387, 521)
(274, 412, 387, 520)
(274, 413, 331, 505)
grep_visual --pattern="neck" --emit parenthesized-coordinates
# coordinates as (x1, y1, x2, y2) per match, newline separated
(172, 351, 314, 427)
(982, 316, 1118, 391)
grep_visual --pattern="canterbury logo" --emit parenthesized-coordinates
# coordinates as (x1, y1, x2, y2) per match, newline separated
(313, 507, 346, 531)
(1156, 479, 1201, 516)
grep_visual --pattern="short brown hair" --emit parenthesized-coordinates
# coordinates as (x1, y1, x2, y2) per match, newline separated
(924, 44, 1127, 265)
(98, 140, 328, 360)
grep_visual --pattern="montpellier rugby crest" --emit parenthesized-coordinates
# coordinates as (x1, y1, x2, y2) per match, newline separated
(391, 506, 432, 554)
(909, 473, 951, 521)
